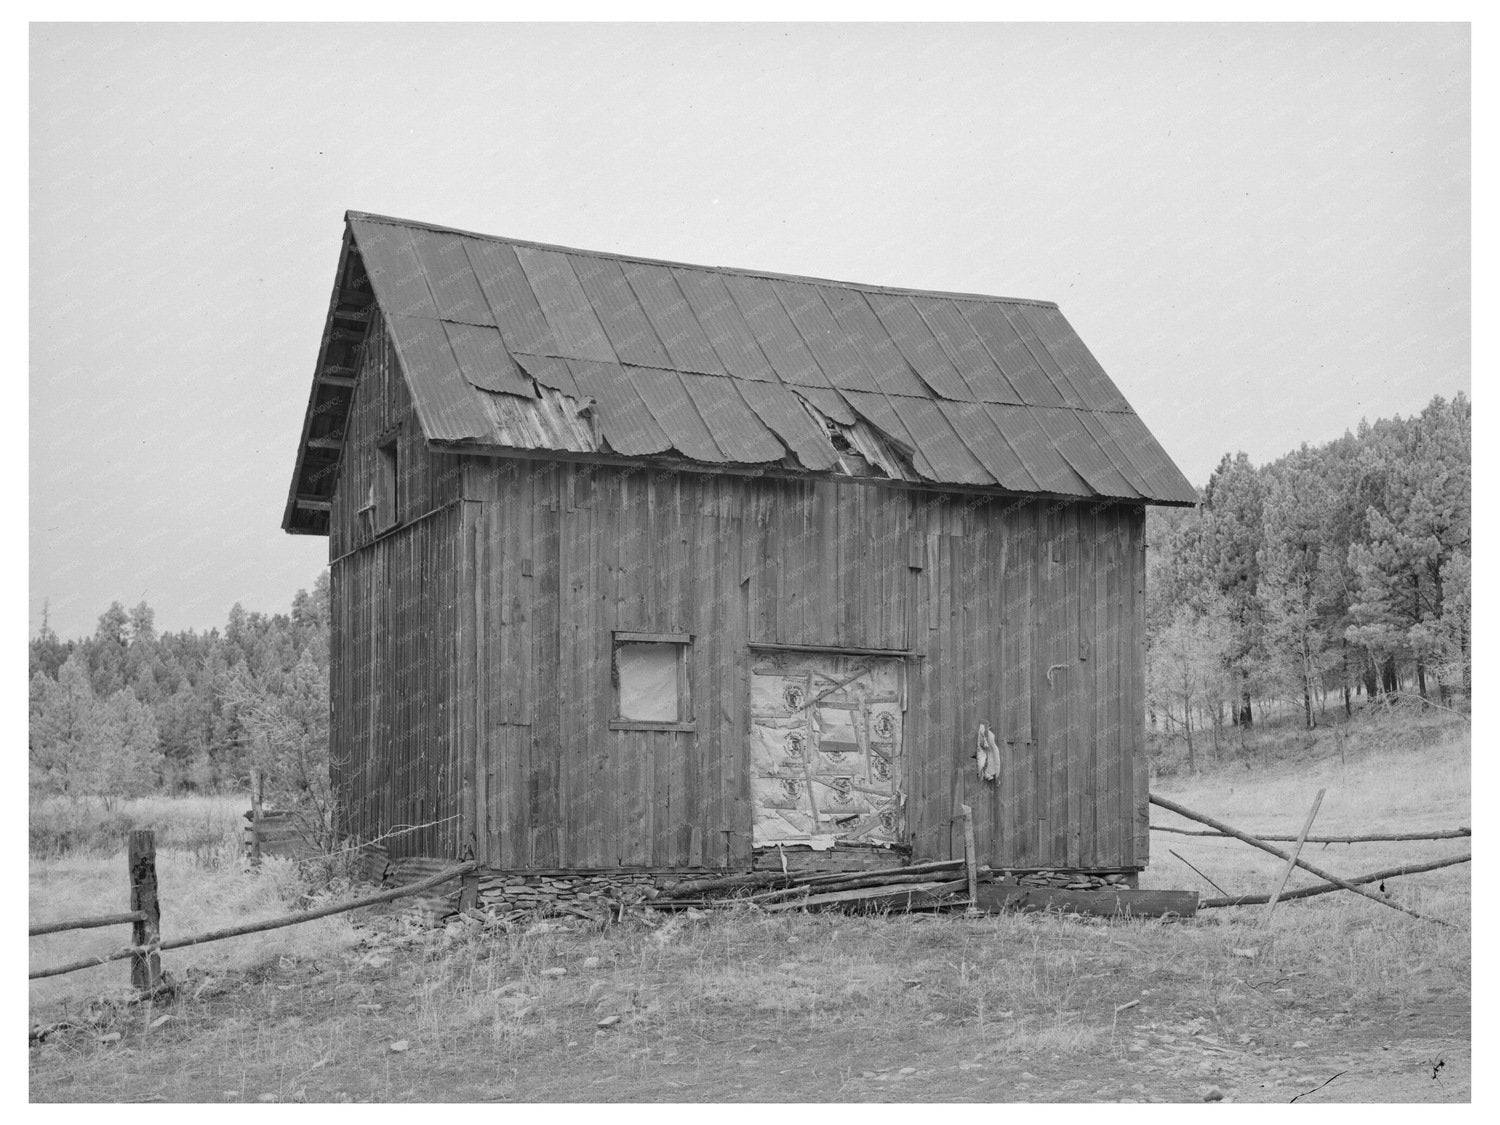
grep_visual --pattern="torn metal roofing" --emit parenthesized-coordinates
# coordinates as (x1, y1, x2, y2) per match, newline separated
(285, 212, 1196, 532)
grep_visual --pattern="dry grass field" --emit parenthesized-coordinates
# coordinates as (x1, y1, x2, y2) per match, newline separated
(29, 716, 1469, 1103)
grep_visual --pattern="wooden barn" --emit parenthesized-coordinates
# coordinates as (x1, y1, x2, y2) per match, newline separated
(283, 212, 1195, 893)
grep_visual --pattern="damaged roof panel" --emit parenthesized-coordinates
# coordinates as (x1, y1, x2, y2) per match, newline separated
(285, 211, 1198, 535)
(624, 365, 726, 462)
(442, 322, 532, 397)
(792, 385, 856, 427)
(512, 352, 581, 398)
(677, 371, 787, 463)
(734, 381, 841, 471)
(569, 359, 672, 457)
(383, 313, 487, 443)
(467, 383, 598, 454)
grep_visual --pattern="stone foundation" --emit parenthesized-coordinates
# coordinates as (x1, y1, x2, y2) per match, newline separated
(464, 872, 662, 923)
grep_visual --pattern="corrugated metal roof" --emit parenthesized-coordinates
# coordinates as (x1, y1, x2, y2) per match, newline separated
(284, 212, 1198, 532)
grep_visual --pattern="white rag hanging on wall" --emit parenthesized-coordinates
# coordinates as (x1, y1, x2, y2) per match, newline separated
(975, 723, 1001, 782)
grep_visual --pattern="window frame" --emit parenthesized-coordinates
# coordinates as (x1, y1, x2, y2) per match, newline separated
(609, 630, 694, 731)
(374, 428, 400, 533)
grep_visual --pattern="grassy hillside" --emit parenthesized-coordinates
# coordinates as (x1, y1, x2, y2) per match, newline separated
(30, 716, 1469, 1102)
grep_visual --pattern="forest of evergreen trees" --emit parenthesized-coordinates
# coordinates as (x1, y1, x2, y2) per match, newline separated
(28, 575, 332, 814)
(28, 394, 1468, 806)
(1145, 393, 1470, 768)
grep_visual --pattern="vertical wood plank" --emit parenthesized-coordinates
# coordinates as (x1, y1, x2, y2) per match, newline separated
(532, 467, 561, 867)
(1023, 502, 1041, 868)
(1066, 504, 1084, 869)
(1130, 509, 1149, 868)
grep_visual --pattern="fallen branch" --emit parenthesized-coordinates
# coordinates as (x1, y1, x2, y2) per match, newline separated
(30, 862, 476, 981)
(1150, 825, 1470, 843)
(1150, 794, 1452, 927)
(1168, 849, 1231, 898)
(1199, 854, 1471, 909)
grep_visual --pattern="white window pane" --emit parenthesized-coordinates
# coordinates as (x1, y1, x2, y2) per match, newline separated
(618, 643, 680, 721)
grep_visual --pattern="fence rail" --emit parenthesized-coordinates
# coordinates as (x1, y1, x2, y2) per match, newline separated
(1151, 824, 1470, 843)
(29, 911, 146, 938)
(29, 829, 477, 988)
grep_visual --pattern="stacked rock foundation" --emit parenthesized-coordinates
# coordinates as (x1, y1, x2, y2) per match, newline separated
(463, 872, 662, 923)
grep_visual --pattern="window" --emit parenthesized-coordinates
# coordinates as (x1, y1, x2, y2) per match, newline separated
(375, 432, 399, 531)
(611, 632, 693, 730)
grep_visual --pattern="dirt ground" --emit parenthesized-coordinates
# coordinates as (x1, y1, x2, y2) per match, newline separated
(29, 913, 1470, 1104)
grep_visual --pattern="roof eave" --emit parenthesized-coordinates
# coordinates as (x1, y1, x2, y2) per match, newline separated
(281, 224, 372, 537)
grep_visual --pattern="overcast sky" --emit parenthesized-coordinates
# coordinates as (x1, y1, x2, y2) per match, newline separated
(28, 21, 1470, 640)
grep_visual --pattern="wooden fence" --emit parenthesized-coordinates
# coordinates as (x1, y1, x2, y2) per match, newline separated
(1149, 793, 1470, 927)
(29, 829, 477, 990)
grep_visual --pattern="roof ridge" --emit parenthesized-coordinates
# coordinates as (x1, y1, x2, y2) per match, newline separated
(344, 210, 1061, 309)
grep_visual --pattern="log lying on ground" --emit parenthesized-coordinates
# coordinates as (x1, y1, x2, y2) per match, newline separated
(968, 883, 1199, 919)
(664, 858, 965, 900)
(1151, 825, 1470, 843)
(746, 867, 990, 905)
(662, 872, 791, 898)
(760, 879, 970, 913)
(1199, 854, 1471, 909)
(1149, 794, 1453, 927)
(795, 859, 965, 886)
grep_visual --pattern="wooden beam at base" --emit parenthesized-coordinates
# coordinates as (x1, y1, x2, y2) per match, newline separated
(971, 882, 1198, 919)
(762, 878, 969, 913)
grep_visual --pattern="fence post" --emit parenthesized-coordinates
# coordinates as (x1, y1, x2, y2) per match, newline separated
(459, 869, 480, 914)
(128, 830, 161, 992)
(960, 804, 978, 911)
(250, 770, 264, 868)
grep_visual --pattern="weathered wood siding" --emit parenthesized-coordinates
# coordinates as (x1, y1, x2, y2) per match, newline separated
(327, 309, 466, 559)
(458, 460, 1148, 873)
(328, 312, 466, 859)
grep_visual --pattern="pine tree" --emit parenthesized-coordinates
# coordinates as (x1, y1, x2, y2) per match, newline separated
(29, 654, 101, 798)
(1259, 448, 1338, 729)
(1346, 395, 1470, 703)
(1198, 452, 1267, 725)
